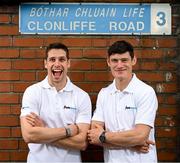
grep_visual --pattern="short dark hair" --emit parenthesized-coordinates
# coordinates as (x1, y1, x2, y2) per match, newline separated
(45, 42, 69, 59)
(108, 40, 134, 59)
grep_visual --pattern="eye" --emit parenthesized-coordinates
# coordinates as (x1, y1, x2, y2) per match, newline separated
(59, 57, 66, 62)
(49, 57, 56, 62)
(121, 58, 129, 62)
(111, 58, 118, 63)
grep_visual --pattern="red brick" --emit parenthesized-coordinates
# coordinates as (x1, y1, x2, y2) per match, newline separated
(0, 94, 19, 104)
(90, 94, 98, 106)
(70, 60, 91, 70)
(10, 151, 28, 161)
(11, 105, 21, 115)
(85, 72, 113, 82)
(155, 116, 176, 127)
(13, 37, 44, 47)
(156, 128, 177, 137)
(0, 105, 11, 114)
(0, 36, 12, 46)
(0, 25, 18, 35)
(2, 72, 17, 83)
(134, 49, 141, 58)
(0, 49, 19, 58)
(0, 128, 11, 137)
(0, 151, 10, 161)
(156, 139, 176, 149)
(92, 38, 108, 47)
(19, 140, 28, 149)
(20, 49, 45, 58)
(69, 49, 83, 58)
(68, 72, 84, 82)
(11, 127, 22, 137)
(0, 14, 10, 23)
(0, 6, 18, 13)
(133, 62, 140, 70)
(136, 72, 164, 82)
(165, 95, 177, 105)
(159, 62, 176, 70)
(36, 71, 47, 81)
(157, 95, 164, 104)
(157, 151, 176, 161)
(157, 106, 177, 116)
(63, 38, 92, 47)
(83, 49, 107, 58)
(141, 38, 156, 47)
(140, 49, 163, 59)
(12, 82, 33, 92)
(20, 72, 36, 81)
(157, 38, 177, 48)
(163, 83, 178, 93)
(77, 82, 107, 93)
(0, 140, 18, 149)
(12, 15, 18, 24)
(140, 61, 158, 70)
(0, 60, 11, 69)
(0, 116, 19, 126)
(44, 37, 62, 46)
(164, 50, 177, 58)
(0, 83, 11, 92)
(91, 60, 108, 70)
(13, 60, 44, 70)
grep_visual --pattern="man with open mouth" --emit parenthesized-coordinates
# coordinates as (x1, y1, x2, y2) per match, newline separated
(20, 42, 92, 163)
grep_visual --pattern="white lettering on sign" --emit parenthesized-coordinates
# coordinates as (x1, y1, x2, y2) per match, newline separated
(123, 7, 145, 17)
(29, 7, 69, 17)
(75, 7, 116, 17)
(109, 21, 144, 31)
(27, 21, 96, 31)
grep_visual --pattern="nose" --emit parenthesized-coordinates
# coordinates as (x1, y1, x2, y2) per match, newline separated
(54, 59, 61, 67)
(116, 60, 123, 67)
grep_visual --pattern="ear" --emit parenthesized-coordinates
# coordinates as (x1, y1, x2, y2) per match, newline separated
(44, 59, 47, 69)
(107, 58, 110, 67)
(67, 59, 71, 68)
(132, 56, 137, 66)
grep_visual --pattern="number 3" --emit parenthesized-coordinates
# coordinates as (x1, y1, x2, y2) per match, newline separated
(156, 12, 166, 26)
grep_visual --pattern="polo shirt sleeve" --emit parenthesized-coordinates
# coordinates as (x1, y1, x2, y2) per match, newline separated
(92, 88, 105, 122)
(20, 85, 40, 117)
(135, 88, 158, 128)
(76, 93, 92, 124)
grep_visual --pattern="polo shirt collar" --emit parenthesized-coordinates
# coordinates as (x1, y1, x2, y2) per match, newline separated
(110, 73, 137, 94)
(41, 76, 73, 92)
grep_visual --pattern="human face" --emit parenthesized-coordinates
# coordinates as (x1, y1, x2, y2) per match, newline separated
(44, 49, 70, 86)
(107, 52, 136, 81)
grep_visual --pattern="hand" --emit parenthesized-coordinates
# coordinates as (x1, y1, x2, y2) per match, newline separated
(87, 124, 104, 145)
(132, 139, 155, 153)
(25, 112, 46, 127)
(67, 124, 79, 137)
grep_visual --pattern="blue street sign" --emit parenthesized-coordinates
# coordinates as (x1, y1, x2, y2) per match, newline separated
(19, 3, 171, 35)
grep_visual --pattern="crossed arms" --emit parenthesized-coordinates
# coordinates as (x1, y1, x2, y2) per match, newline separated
(21, 112, 154, 153)
(20, 112, 90, 150)
(88, 120, 155, 152)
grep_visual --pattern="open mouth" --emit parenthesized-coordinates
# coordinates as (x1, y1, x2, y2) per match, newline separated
(52, 69, 63, 78)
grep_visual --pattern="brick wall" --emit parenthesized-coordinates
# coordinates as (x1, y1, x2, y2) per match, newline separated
(0, 1, 179, 162)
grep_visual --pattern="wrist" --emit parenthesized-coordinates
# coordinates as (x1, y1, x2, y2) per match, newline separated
(65, 127, 71, 137)
(75, 124, 80, 134)
(99, 131, 106, 143)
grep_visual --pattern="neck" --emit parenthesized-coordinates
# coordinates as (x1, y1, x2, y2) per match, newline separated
(115, 74, 133, 91)
(48, 78, 67, 91)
